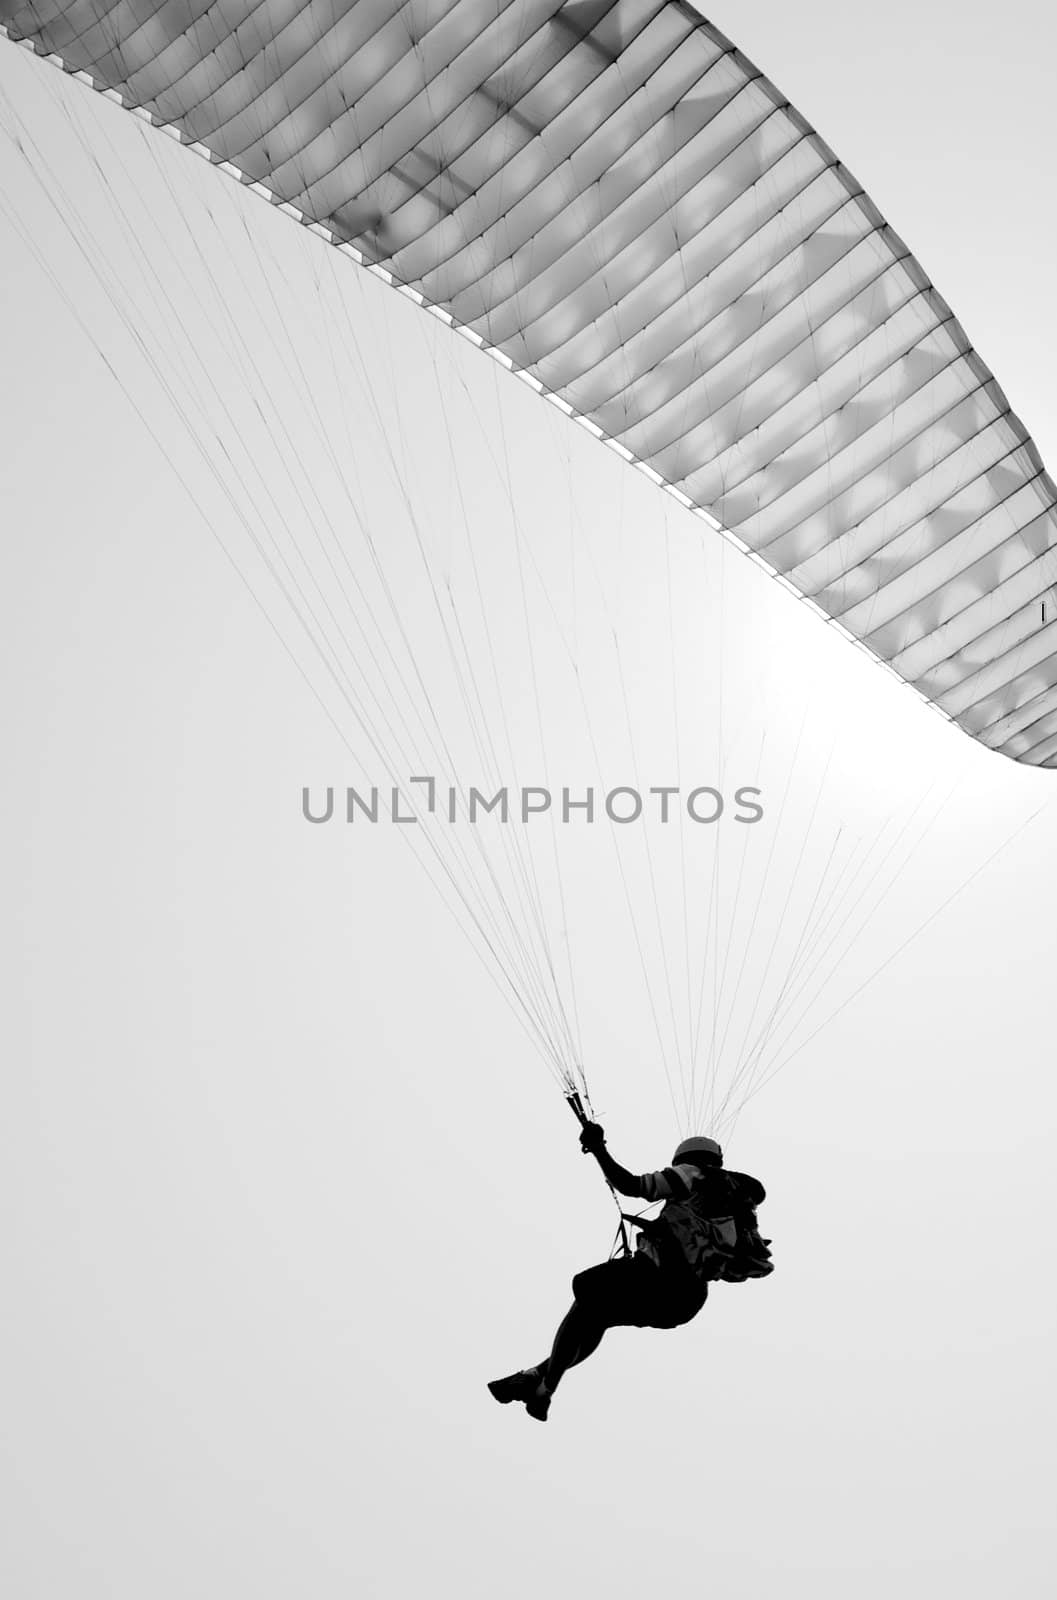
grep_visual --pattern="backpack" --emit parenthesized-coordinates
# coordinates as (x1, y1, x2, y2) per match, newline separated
(627, 1172, 774, 1287)
(715, 1212, 774, 1283)
(655, 1201, 740, 1283)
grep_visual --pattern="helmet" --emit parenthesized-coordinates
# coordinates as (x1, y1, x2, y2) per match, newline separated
(672, 1136, 723, 1168)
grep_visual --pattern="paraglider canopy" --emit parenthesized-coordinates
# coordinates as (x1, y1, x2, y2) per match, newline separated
(4, 0, 1057, 763)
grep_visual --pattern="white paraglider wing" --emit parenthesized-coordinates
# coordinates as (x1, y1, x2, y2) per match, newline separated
(4, 0, 1056, 764)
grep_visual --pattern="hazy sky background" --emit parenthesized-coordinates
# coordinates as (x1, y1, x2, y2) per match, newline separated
(2, 4, 1056, 1596)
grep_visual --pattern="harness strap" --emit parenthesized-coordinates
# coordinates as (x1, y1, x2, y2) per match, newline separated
(621, 1212, 662, 1236)
(567, 1092, 631, 1256)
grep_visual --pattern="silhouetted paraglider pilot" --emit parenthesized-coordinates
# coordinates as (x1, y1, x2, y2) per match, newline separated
(489, 1121, 772, 1421)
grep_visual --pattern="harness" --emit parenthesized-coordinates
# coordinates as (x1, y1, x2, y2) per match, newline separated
(567, 1094, 773, 1281)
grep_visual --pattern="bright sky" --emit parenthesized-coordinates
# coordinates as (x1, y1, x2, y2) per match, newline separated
(2, 4, 1055, 1596)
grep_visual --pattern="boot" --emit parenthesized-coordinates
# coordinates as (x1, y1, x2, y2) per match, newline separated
(487, 1367, 542, 1405)
(487, 1366, 552, 1421)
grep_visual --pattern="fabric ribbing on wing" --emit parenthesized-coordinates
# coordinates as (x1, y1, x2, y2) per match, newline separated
(5, 0, 1056, 764)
